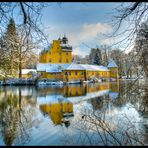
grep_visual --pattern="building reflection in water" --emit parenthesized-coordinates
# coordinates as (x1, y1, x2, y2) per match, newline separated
(39, 97, 74, 127)
(38, 81, 120, 126)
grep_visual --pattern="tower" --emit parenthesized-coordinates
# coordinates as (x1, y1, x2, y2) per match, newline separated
(62, 35, 68, 44)
(107, 59, 119, 79)
(39, 35, 72, 64)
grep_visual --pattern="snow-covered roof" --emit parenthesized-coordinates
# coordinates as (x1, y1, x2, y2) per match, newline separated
(37, 63, 70, 73)
(65, 63, 86, 70)
(37, 63, 48, 72)
(108, 59, 118, 68)
(81, 64, 109, 71)
(81, 64, 95, 71)
(37, 63, 109, 72)
(21, 69, 37, 74)
(46, 64, 70, 73)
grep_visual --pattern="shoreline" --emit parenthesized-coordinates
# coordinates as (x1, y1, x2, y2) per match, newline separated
(0, 78, 142, 86)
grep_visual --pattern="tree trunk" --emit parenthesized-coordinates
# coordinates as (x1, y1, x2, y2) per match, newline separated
(19, 62, 22, 79)
(18, 47, 22, 79)
(19, 87, 22, 108)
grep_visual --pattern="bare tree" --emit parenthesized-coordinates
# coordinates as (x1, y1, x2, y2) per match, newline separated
(110, 2, 148, 79)
(0, 2, 50, 78)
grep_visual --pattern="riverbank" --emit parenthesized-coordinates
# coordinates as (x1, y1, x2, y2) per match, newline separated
(0, 78, 118, 86)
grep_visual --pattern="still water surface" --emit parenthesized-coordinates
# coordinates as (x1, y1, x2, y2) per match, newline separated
(0, 80, 148, 146)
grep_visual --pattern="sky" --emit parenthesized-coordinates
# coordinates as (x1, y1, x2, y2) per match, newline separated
(39, 2, 130, 57)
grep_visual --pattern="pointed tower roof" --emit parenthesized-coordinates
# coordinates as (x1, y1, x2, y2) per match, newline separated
(107, 59, 118, 68)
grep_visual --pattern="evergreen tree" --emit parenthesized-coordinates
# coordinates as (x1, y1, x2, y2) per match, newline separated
(89, 48, 102, 65)
(94, 48, 102, 65)
(0, 18, 19, 77)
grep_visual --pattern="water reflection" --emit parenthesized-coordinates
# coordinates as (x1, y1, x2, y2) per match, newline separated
(40, 98, 73, 126)
(0, 80, 148, 145)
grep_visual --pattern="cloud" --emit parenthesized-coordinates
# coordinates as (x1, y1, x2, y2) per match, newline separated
(68, 22, 112, 46)
(99, 38, 114, 45)
(73, 47, 88, 57)
(43, 22, 113, 56)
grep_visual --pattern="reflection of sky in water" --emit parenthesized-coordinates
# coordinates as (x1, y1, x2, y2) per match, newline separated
(0, 81, 147, 145)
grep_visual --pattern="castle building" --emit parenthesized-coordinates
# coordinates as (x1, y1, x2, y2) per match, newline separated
(37, 36, 119, 82)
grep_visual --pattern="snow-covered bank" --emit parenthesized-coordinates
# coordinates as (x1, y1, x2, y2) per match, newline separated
(0, 78, 119, 86)
(38, 81, 64, 86)
(0, 78, 36, 86)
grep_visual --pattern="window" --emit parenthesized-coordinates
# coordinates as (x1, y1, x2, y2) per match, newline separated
(66, 59, 68, 63)
(66, 52, 68, 56)
(65, 72, 68, 75)
(69, 71, 71, 75)
(49, 59, 51, 62)
(81, 72, 84, 75)
(75, 71, 78, 75)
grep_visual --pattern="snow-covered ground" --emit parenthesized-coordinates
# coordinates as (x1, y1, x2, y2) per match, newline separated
(0, 78, 36, 86)
(38, 81, 64, 86)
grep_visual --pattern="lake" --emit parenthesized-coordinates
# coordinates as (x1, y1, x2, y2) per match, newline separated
(0, 80, 148, 146)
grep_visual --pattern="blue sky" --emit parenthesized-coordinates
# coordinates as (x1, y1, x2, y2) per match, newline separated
(39, 2, 129, 57)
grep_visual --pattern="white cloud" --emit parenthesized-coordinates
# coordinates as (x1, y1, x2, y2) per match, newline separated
(43, 22, 113, 56)
(68, 22, 112, 46)
(73, 47, 88, 57)
(99, 38, 114, 45)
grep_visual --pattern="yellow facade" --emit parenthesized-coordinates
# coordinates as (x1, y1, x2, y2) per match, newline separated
(17, 74, 32, 79)
(38, 36, 119, 81)
(39, 39, 72, 64)
(109, 67, 119, 79)
(86, 70, 110, 79)
(63, 70, 86, 82)
(40, 102, 73, 125)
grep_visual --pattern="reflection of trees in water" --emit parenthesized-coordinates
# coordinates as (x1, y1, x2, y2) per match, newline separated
(0, 93, 18, 146)
(89, 97, 104, 110)
(62, 80, 148, 145)
(62, 106, 145, 145)
(0, 87, 37, 146)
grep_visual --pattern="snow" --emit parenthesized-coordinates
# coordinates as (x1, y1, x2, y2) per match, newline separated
(38, 81, 64, 86)
(46, 64, 70, 73)
(107, 59, 118, 68)
(81, 64, 109, 71)
(66, 63, 85, 70)
(37, 63, 109, 73)
(80, 64, 94, 71)
(37, 63, 70, 72)
(36, 63, 48, 72)
(21, 69, 37, 74)
(66, 80, 81, 84)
